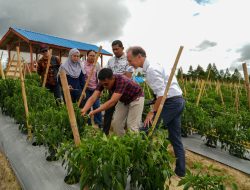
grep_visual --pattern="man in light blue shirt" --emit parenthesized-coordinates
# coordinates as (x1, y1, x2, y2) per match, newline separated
(127, 46, 186, 177)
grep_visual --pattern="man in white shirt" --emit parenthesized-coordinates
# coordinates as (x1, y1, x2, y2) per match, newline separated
(126, 46, 186, 177)
(103, 40, 134, 135)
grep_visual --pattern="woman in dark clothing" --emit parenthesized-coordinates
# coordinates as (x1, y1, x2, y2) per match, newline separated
(59, 48, 85, 103)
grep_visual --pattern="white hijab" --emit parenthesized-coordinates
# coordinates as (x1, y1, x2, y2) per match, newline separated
(59, 48, 85, 78)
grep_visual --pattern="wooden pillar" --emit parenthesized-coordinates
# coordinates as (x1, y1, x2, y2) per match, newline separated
(7, 45, 11, 62)
(59, 50, 62, 63)
(29, 43, 33, 71)
(101, 54, 103, 68)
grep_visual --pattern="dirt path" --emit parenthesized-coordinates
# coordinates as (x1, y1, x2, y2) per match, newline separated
(185, 150, 250, 190)
(0, 151, 21, 190)
(169, 148, 250, 190)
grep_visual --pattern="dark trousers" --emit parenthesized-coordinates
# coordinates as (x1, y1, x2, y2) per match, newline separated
(81, 89, 102, 126)
(46, 83, 62, 102)
(160, 96, 185, 177)
(103, 105, 116, 135)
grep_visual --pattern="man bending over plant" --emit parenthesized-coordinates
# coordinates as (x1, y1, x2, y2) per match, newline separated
(81, 68, 144, 136)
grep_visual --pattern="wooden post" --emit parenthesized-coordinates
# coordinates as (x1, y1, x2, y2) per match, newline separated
(42, 49, 52, 87)
(183, 86, 187, 97)
(101, 54, 103, 68)
(235, 86, 239, 113)
(78, 46, 102, 107)
(194, 78, 198, 92)
(218, 83, 224, 106)
(17, 46, 32, 140)
(148, 46, 184, 137)
(60, 70, 81, 146)
(196, 80, 205, 106)
(59, 50, 62, 63)
(242, 63, 250, 109)
(29, 44, 33, 71)
(0, 51, 5, 79)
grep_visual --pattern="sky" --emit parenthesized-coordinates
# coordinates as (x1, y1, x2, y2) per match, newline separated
(0, 0, 250, 73)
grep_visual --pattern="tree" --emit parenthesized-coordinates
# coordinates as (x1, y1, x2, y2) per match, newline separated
(176, 67, 182, 79)
(193, 65, 205, 79)
(206, 63, 213, 80)
(187, 65, 193, 78)
(212, 63, 219, 80)
(218, 69, 225, 80)
(231, 68, 242, 83)
(224, 68, 231, 82)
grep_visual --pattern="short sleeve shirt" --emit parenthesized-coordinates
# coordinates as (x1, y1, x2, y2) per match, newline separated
(107, 54, 134, 74)
(96, 74, 143, 105)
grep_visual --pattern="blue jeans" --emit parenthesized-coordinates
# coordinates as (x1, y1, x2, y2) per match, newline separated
(82, 89, 102, 126)
(159, 96, 185, 177)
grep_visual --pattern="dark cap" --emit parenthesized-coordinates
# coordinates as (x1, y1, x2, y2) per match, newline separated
(39, 44, 49, 53)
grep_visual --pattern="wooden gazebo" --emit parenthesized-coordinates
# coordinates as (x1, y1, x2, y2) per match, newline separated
(0, 27, 112, 71)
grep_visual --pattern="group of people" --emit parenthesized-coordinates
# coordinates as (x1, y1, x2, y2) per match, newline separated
(37, 40, 186, 177)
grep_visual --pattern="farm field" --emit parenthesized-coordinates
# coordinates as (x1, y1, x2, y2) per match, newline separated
(0, 63, 249, 189)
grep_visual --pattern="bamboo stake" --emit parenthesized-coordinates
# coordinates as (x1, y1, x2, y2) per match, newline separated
(60, 70, 81, 146)
(194, 78, 198, 92)
(78, 46, 102, 107)
(234, 86, 239, 113)
(42, 49, 52, 87)
(196, 80, 205, 106)
(218, 83, 224, 106)
(180, 67, 184, 83)
(21, 58, 26, 79)
(242, 63, 250, 109)
(0, 51, 5, 79)
(183, 86, 187, 97)
(148, 46, 184, 137)
(17, 47, 32, 140)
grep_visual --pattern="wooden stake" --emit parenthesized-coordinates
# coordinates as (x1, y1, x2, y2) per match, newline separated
(0, 51, 5, 79)
(78, 46, 102, 107)
(183, 85, 187, 97)
(196, 80, 205, 106)
(218, 83, 224, 106)
(194, 78, 198, 92)
(234, 86, 239, 113)
(242, 63, 250, 109)
(60, 70, 81, 146)
(148, 46, 184, 137)
(42, 49, 52, 87)
(16, 47, 32, 140)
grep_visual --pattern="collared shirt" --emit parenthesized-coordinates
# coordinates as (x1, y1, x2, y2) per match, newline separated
(142, 59, 182, 98)
(107, 54, 134, 74)
(96, 74, 144, 105)
(83, 61, 101, 90)
(37, 56, 60, 86)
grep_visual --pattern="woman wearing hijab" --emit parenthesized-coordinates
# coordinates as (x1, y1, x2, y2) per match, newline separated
(59, 48, 85, 103)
